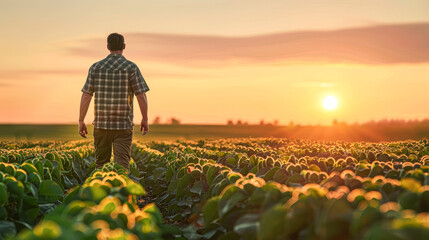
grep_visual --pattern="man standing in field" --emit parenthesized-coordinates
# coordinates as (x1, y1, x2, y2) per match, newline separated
(78, 33, 149, 170)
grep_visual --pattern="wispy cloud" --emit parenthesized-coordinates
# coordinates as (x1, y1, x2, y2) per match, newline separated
(0, 69, 217, 81)
(0, 69, 83, 80)
(66, 23, 429, 66)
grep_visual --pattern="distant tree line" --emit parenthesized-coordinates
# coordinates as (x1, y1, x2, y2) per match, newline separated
(227, 119, 279, 126)
(151, 116, 429, 133)
(278, 118, 429, 141)
(152, 116, 181, 125)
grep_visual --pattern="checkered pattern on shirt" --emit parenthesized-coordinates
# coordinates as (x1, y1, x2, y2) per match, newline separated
(81, 53, 149, 130)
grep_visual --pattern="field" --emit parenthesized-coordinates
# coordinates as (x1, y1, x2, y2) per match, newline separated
(0, 125, 285, 142)
(2, 122, 429, 142)
(0, 137, 428, 239)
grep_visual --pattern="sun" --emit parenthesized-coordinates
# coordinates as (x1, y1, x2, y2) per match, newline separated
(323, 96, 338, 110)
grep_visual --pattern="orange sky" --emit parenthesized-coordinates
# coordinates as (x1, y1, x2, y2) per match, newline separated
(1, 0, 429, 125)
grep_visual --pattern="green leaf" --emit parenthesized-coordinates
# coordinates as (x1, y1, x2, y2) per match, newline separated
(369, 165, 384, 177)
(14, 220, 33, 231)
(190, 181, 204, 195)
(166, 164, 174, 184)
(214, 179, 230, 196)
(0, 205, 7, 220)
(43, 168, 52, 180)
(273, 168, 289, 184)
(0, 221, 16, 238)
(63, 186, 80, 204)
(79, 186, 107, 203)
(21, 195, 40, 222)
(38, 180, 64, 203)
(227, 173, 242, 184)
(0, 183, 8, 205)
(226, 157, 237, 166)
(7, 180, 24, 197)
(100, 200, 117, 215)
(45, 152, 55, 161)
(233, 214, 259, 239)
(400, 178, 422, 193)
(350, 205, 382, 237)
(286, 173, 305, 186)
(398, 192, 421, 211)
(167, 178, 178, 194)
(33, 220, 62, 239)
(28, 172, 42, 187)
(35, 161, 44, 180)
(72, 157, 85, 183)
(43, 160, 54, 172)
(258, 204, 287, 240)
(130, 161, 140, 178)
(143, 203, 163, 225)
(203, 196, 220, 225)
(50, 161, 61, 183)
(250, 165, 258, 174)
(219, 185, 247, 218)
(249, 187, 266, 206)
(20, 163, 39, 175)
(153, 167, 166, 180)
(177, 174, 194, 198)
(39, 203, 57, 216)
(206, 166, 218, 185)
(317, 198, 353, 238)
(25, 182, 39, 198)
(125, 182, 146, 196)
(263, 167, 280, 182)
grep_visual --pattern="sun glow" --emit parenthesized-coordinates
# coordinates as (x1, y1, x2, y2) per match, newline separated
(323, 96, 338, 110)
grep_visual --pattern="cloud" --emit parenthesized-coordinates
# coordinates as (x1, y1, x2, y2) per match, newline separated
(66, 23, 429, 66)
(0, 69, 216, 81)
(0, 69, 83, 80)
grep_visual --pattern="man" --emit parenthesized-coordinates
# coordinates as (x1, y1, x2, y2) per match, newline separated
(78, 33, 149, 170)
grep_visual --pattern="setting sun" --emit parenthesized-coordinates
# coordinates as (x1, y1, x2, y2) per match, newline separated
(323, 96, 338, 110)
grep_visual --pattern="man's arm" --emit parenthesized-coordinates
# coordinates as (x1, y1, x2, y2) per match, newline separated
(79, 92, 92, 138)
(136, 92, 149, 135)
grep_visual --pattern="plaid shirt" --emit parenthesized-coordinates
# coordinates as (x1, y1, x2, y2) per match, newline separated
(81, 53, 149, 130)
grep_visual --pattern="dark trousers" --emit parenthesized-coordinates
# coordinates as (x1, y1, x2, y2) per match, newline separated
(93, 128, 133, 169)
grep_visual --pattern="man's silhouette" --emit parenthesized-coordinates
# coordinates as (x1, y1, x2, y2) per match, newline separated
(78, 33, 149, 169)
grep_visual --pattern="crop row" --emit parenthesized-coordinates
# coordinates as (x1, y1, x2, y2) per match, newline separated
(0, 143, 96, 238)
(1, 138, 428, 239)
(16, 162, 180, 239)
(0, 142, 182, 239)
(132, 138, 429, 240)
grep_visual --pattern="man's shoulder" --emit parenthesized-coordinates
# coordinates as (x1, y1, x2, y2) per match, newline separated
(89, 59, 107, 70)
(90, 57, 138, 71)
(123, 59, 139, 69)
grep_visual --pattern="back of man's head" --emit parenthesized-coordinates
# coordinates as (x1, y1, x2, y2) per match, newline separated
(107, 33, 125, 51)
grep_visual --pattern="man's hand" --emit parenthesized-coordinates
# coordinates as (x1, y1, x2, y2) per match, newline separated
(79, 92, 92, 138)
(136, 92, 148, 135)
(140, 119, 149, 135)
(79, 121, 88, 138)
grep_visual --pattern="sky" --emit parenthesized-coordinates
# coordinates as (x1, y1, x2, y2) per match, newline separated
(1, 0, 429, 125)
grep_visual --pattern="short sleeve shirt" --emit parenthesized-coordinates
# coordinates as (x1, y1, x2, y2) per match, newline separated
(81, 53, 149, 130)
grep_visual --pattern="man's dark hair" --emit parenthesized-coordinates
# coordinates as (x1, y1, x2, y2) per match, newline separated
(107, 33, 125, 51)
